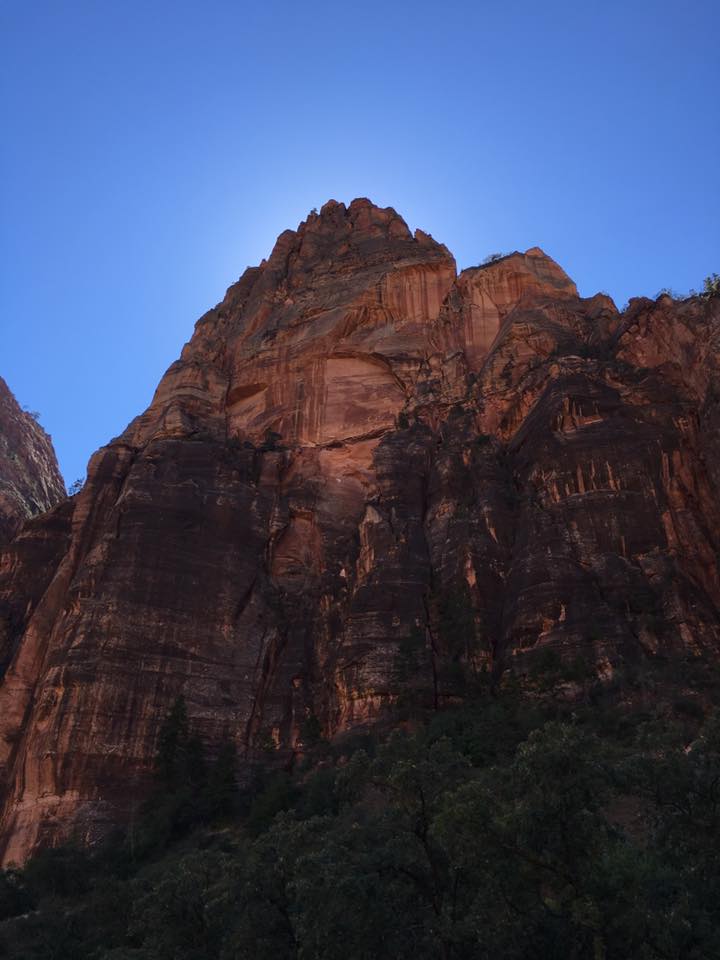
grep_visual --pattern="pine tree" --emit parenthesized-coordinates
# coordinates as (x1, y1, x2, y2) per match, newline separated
(155, 694, 190, 789)
(202, 739, 238, 819)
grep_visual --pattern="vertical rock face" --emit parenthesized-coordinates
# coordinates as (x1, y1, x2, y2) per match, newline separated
(0, 199, 718, 863)
(0, 377, 66, 543)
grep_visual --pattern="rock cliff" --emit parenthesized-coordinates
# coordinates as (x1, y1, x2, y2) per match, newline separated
(0, 199, 718, 863)
(0, 377, 66, 543)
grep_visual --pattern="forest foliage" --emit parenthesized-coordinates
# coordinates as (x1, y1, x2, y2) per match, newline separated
(1, 659, 720, 960)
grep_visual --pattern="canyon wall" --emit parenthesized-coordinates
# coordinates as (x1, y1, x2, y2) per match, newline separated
(0, 198, 718, 863)
(0, 377, 65, 544)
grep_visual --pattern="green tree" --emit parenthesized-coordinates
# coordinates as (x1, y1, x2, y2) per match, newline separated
(201, 739, 238, 820)
(434, 723, 618, 959)
(127, 849, 237, 960)
(702, 272, 719, 298)
(0, 867, 33, 920)
(155, 695, 190, 788)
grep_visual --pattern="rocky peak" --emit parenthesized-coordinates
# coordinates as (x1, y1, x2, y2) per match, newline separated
(0, 202, 718, 864)
(258, 198, 453, 293)
(0, 377, 66, 543)
(459, 247, 578, 317)
(127, 199, 458, 450)
(429, 247, 582, 376)
(493, 244, 575, 287)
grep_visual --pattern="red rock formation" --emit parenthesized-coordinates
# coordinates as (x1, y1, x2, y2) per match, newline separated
(0, 199, 718, 863)
(0, 377, 66, 543)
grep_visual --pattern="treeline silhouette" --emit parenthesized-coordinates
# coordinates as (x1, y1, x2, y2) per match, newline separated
(1, 658, 719, 959)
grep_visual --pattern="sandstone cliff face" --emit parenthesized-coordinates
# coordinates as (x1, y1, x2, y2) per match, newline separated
(0, 199, 718, 863)
(0, 377, 66, 544)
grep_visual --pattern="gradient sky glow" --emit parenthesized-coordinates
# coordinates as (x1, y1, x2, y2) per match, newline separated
(2, 0, 719, 485)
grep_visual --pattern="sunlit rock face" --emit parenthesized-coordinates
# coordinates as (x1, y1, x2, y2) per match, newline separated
(0, 199, 719, 863)
(0, 377, 66, 545)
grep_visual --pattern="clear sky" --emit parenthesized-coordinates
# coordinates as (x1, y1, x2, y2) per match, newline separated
(2, 0, 718, 486)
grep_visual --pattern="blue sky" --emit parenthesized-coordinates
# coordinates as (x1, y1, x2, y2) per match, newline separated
(2, 0, 718, 485)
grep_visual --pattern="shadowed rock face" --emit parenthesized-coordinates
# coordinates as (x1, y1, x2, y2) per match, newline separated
(0, 199, 719, 863)
(0, 377, 66, 544)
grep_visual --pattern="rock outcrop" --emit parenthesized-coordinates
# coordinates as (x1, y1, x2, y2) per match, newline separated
(0, 377, 66, 543)
(0, 199, 718, 863)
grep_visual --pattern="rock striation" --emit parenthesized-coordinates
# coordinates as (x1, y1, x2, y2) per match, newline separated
(0, 377, 66, 544)
(0, 199, 718, 863)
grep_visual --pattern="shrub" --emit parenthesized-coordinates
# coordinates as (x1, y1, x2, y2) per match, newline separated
(702, 273, 720, 298)
(23, 845, 93, 899)
(299, 714, 322, 746)
(673, 695, 705, 720)
(0, 868, 33, 919)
